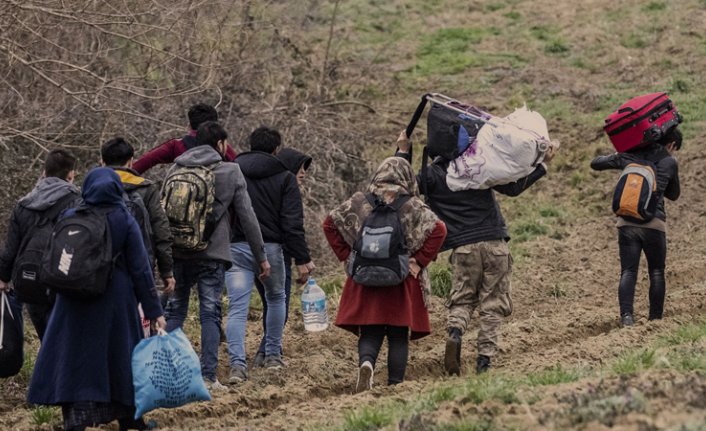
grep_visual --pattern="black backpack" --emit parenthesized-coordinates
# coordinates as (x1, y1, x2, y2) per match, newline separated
(347, 194, 411, 287)
(40, 207, 116, 299)
(12, 193, 75, 304)
(124, 190, 154, 259)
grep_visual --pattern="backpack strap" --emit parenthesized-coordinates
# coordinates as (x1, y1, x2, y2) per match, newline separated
(40, 192, 77, 224)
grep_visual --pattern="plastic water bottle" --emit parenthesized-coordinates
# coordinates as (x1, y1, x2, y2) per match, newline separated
(301, 278, 329, 332)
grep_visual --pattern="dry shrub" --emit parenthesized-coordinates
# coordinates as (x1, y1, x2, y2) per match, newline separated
(0, 0, 382, 272)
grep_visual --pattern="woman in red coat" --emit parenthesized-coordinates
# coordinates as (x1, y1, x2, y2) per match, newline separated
(323, 157, 446, 392)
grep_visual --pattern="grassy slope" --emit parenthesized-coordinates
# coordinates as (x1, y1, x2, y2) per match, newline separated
(2, 0, 706, 430)
(298, 0, 706, 429)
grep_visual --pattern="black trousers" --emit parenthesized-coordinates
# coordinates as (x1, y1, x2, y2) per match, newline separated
(358, 325, 409, 385)
(618, 226, 667, 319)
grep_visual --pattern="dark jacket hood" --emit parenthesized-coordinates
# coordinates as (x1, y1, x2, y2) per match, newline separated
(276, 148, 312, 174)
(19, 177, 80, 211)
(82, 167, 125, 207)
(174, 145, 223, 167)
(236, 151, 288, 179)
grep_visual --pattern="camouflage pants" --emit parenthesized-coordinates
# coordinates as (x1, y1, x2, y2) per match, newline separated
(446, 240, 513, 357)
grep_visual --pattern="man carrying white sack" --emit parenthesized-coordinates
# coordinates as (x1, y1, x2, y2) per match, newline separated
(446, 106, 560, 191)
(395, 125, 557, 375)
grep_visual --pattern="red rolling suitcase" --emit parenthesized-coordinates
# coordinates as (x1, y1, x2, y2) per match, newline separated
(603, 92, 681, 152)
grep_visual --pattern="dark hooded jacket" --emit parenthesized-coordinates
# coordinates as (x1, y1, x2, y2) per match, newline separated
(590, 143, 679, 221)
(0, 177, 80, 282)
(396, 152, 546, 251)
(234, 151, 311, 265)
(112, 167, 174, 278)
(277, 148, 312, 175)
(28, 168, 162, 408)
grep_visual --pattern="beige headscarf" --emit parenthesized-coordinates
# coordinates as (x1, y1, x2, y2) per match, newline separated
(329, 157, 439, 306)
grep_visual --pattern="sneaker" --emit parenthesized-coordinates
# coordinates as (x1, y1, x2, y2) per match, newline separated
(621, 313, 635, 327)
(252, 351, 266, 368)
(228, 366, 248, 384)
(204, 378, 229, 393)
(263, 356, 286, 370)
(476, 355, 491, 374)
(444, 327, 462, 376)
(355, 361, 374, 393)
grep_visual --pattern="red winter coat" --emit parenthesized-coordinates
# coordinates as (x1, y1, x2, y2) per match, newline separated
(133, 130, 237, 174)
(323, 216, 447, 340)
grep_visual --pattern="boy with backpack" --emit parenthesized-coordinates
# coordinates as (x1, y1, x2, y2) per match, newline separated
(132, 103, 237, 174)
(101, 137, 175, 295)
(0, 149, 80, 340)
(590, 128, 681, 326)
(162, 121, 268, 392)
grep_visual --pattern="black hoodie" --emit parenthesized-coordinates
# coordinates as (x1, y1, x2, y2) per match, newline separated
(233, 151, 311, 265)
(276, 148, 312, 174)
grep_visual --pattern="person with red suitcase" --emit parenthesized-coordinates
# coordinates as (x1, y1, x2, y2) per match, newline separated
(592, 94, 682, 327)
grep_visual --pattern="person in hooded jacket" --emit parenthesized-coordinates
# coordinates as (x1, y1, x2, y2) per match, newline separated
(0, 149, 80, 340)
(590, 128, 681, 326)
(163, 121, 268, 392)
(324, 157, 447, 392)
(227, 127, 315, 382)
(252, 148, 313, 365)
(101, 137, 175, 297)
(27, 167, 166, 431)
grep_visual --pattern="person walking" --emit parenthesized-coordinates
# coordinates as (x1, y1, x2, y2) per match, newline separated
(0, 149, 80, 340)
(252, 147, 313, 366)
(226, 128, 314, 383)
(27, 167, 166, 431)
(132, 103, 236, 174)
(163, 121, 267, 391)
(324, 156, 447, 392)
(101, 137, 176, 298)
(395, 130, 555, 375)
(591, 128, 681, 326)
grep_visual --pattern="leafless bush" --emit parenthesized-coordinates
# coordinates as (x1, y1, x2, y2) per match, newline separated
(0, 0, 382, 272)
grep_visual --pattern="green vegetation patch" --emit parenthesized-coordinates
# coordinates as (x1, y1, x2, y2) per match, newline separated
(527, 365, 583, 386)
(612, 349, 657, 375)
(413, 27, 524, 76)
(660, 320, 706, 346)
(430, 261, 453, 298)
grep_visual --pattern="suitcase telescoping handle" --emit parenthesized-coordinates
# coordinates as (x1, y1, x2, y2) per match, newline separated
(404, 93, 491, 159)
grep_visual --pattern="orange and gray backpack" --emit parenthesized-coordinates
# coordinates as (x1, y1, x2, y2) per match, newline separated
(612, 162, 658, 223)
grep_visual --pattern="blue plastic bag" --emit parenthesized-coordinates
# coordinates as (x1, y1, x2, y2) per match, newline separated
(132, 328, 211, 419)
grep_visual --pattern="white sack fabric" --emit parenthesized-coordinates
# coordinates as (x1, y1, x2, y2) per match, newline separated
(446, 106, 550, 191)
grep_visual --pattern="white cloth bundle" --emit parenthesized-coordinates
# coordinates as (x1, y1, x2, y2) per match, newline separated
(446, 106, 550, 190)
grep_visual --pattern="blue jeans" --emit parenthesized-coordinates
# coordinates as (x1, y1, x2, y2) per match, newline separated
(225, 242, 285, 368)
(165, 259, 225, 381)
(256, 252, 293, 355)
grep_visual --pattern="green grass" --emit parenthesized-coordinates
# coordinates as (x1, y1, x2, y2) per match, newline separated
(510, 220, 549, 243)
(643, 1, 667, 11)
(526, 365, 583, 386)
(660, 320, 706, 345)
(341, 405, 395, 431)
(544, 39, 570, 55)
(30, 406, 59, 426)
(414, 27, 487, 76)
(612, 349, 657, 375)
(461, 375, 520, 404)
(429, 261, 453, 298)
